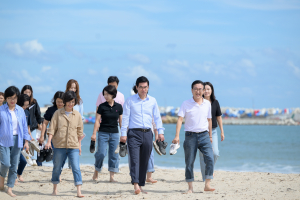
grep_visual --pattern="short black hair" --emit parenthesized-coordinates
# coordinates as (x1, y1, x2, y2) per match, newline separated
(107, 76, 119, 85)
(63, 91, 78, 105)
(0, 92, 4, 97)
(203, 82, 216, 102)
(52, 91, 64, 107)
(4, 86, 20, 100)
(191, 80, 204, 89)
(136, 76, 149, 87)
(17, 94, 30, 107)
(102, 85, 117, 99)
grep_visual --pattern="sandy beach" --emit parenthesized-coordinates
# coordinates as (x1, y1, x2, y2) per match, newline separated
(0, 166, 299, 200)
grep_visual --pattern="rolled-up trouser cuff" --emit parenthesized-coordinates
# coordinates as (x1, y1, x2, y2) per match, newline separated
(108, 167, 119, 173)
(74, 181, 82, 186)
(205, 175, 213, 180)
(95, 166, 102, 172)
(185, 178, 194, 182)
(147, 168, 155, 173)
(51, 180, 60, 185)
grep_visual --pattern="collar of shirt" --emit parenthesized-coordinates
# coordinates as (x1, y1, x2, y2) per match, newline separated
(104, 101, 116, 107)
(136, 94, 149, 101)
(60, 107, 75, 115)
(4, 103, 20, 113)
(189, 97, 206, 106)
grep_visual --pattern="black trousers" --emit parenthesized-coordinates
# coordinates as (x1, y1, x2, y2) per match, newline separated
(127, 129, 153, 186)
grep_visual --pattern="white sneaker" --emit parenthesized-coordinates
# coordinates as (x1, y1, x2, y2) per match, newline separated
(32, 159, 37, 166)
(21, 150, 34, 166)
(169, 143, 180, 155)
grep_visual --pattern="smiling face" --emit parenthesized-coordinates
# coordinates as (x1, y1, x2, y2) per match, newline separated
(56, 98, 64, 109)
(204, 85, 212, 98)
(69, 83, 77, 92)
(23, 89, 32, 98)
(191, 83, 204, 101)
(65, 99, 75, 110)
(22, 101, 29, 110)
(103, 91, 113, 102)
(0, 95, 4, 105)
(6, 94, 18, 107)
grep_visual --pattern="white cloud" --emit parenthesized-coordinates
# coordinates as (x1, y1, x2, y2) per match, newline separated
(21, 70, 41, 83)
(125, 65, 160, 82)
(88, 69, 97, 75)
(239, 59, 256, 76)
(41, 66, 52, 72)
(287, 61, 300, 78)
(128, 54, 150, 64)
(23, 40, 44, 54)
(5, 40, 44, 56)
(166, 59, 189, 67)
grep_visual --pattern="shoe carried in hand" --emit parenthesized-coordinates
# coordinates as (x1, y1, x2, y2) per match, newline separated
(156, 140, 168, 155)
(90, 140, 95, 153)
(153, 141, 162, 156)
(119, 142, 127, 157)
(21, 150, 34, 166)
(29, 140, 40, 152)
(169, 143, 180, 155)
(45, 148, 53, 162)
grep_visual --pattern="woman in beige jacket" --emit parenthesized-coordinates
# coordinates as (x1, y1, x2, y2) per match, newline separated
(45, 91, 84, 198)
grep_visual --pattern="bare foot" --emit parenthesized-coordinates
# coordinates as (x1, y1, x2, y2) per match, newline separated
(109, 178, 118, 182)
(52, 190, 58, 196)
(92, 171, 98, 180)
(17, 175, 24, 182)
(7, 190, 17, 197)
(134, 189, 141, 194)
(204, 186, 215, 192)
(140, 187, 148, 194)
(15, 179, 19, 185)
(77, 193, 84, 198)
(183, 189, 193, 194)
(146, 178, 157, 183)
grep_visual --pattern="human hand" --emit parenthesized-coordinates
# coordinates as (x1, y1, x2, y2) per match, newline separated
(79, 147, 82, 156)
(172, 137, 180, 144)
(221, 133, 225, 141)
(23, 142, 30, 153)
(120, 136, 127, 143)
(158, 134, 165, 141)
(38, 136, 44, 144)
(210, 137, 213, 143)
(45, 142, 52, 150)
(91, 133, 96, 141)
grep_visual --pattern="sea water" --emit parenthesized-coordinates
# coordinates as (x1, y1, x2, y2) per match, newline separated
(48, 124, 300, 174)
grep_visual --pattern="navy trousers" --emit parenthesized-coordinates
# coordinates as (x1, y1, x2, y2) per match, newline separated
(127, 129, 153, 186)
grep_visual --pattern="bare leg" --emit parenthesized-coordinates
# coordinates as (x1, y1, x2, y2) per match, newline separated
(204, 179, 215, 191)
(92, 170, 98, 180)
(15, 179, 19, 185)
(139, 186, 148, 194)
(76, 185, 84, 198)
(146, 172, 157, 183)
(7, 187, 16, 197)
(52, 184, 58, 195)
(109, 172, 117, 182)
(0, 176, 4, 190)
(134, 183, 140, 194)
(17, 174, 24, 182)
(184, 182, 193, 194)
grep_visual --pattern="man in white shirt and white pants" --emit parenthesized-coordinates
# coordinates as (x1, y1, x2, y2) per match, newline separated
(172, 80, 215, 193)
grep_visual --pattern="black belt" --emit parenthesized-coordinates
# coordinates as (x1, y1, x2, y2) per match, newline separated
(131, 128, 151, 132)
(187, 131, 207, 134)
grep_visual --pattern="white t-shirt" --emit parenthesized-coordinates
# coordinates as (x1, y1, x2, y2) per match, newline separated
(178, 98, 212, 132)
(9, 110, 18, 135)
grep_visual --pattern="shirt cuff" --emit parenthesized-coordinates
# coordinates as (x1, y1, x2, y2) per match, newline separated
(121, 130, 127, 137)
(158, 129, 164, 135)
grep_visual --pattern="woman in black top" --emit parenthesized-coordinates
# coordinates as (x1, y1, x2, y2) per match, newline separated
(199, 82, 225, 182)
(91, 85, 123, 182)
(38, 91, 64, 145)
(21, 85, 44, 166)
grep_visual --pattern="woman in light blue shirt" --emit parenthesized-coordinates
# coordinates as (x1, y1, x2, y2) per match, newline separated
(65, 79, 84, 121)
(0, 86, 31, 197)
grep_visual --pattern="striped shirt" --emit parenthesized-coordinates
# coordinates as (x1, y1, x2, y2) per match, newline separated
(0, 104, 31, 148)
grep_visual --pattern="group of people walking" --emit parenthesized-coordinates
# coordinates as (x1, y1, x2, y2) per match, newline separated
(0, 75, 225, 197)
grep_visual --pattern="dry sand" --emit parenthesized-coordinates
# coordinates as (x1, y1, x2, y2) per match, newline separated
(1, 166, 299, 200)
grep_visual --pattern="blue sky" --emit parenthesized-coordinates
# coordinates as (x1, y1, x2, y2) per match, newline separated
(0, 0, 299, 112)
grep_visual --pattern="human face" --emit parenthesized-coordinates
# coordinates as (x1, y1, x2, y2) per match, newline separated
(136, 82, 148, 97)
(56, 98, 64, 109)
(65, 99, 75, 110)
(192, 83, 204, 100)
(6, 94, 18, 107)
(69, 83, 77, 92)
(0, 95, 4, 105)
(103, 91, 114, 102)
(108, 82, 118, 89)
(23, 89, 32, 98)
(204, 85, 212, 98)
(22, 101, 30, 110)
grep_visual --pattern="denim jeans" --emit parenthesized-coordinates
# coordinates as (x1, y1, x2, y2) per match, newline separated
(183, 131, 214, 182)
(51, 148, 82, 186)
(94, 131, 119, 173)
(199, 128, 219, 181)
(0, 136, 21, 188)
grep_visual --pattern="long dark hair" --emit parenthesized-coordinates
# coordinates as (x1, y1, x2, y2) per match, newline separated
(17, 94, 30, 107)
(203, 82, 216, 102)
(65, 79, 82, 105)
(51, 91, 64, 107)
(132, 85, 138, 94)
(21, 85, 36, 105)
